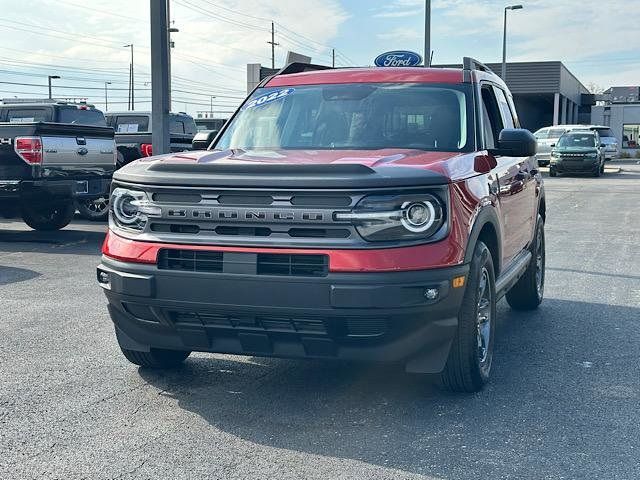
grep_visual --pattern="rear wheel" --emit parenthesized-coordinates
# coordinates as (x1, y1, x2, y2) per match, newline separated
(75, 196, 109, 221)
(440, 241, 496, 393)
(21, 201, 75, 231)
(506, 214, 545, 310)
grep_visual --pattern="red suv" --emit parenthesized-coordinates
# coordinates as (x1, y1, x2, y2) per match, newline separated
(98, 58, 545, 392)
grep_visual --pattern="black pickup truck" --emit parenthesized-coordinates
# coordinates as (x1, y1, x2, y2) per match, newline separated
(106, 112, 197, 167)
(0, 101, 116, 230)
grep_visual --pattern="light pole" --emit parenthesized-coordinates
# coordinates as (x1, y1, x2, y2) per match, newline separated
(424, 0, 431, 66)
(502, 4, 523, 81)
(48, 75, 60, 99)
(124, 44, 134, 110)
(210, 95, 216, 118)
(104, 82, 111, 111)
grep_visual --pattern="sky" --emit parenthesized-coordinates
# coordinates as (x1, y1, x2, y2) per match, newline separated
(0, 0, 637, 117)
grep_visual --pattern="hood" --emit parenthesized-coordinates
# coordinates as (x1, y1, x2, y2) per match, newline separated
(115, 148, 479, 188)
(138, 148, 462, 170)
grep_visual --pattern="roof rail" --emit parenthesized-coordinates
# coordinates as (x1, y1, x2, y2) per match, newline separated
(277, 62, 333, 76)
(462, 57, 496, 82)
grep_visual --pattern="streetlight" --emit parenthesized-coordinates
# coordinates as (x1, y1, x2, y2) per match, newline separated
(48, 75, 60, 99)
(210, 95, 216, 119)
(123, 44, 134, 110)
(502, 4, 523, 82)
(104, 82, 112, 111)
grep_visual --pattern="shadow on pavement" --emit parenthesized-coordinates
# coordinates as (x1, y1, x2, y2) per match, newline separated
(0, 265, 42, 286)
(137, 298, 640, 479)
(0, 223, 106, 256)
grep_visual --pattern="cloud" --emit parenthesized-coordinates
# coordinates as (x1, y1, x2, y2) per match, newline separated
(377, 28, 422, 42)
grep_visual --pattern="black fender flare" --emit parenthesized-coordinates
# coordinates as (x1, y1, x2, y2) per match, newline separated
(463, 206, 502, 274)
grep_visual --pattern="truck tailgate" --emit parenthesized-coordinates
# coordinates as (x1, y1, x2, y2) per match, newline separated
(42, 135, 115, 168)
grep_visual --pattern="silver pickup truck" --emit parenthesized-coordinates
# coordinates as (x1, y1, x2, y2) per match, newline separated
(0, 101, 116, 230)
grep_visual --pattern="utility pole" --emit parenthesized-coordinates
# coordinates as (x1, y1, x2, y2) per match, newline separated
(424, 0, 431, 66)
(167, 0, 179, 110)
(47, 75, 60, 99)
(332, 48, 335, 68)
(104, 82, 111, 111)
(267, 22, 279, 69)
(124, 44, 134, 110)
(150, 0, 170, 155)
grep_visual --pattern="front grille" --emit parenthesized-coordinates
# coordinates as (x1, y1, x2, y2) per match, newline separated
(158, 249, 328, 277)
(171, 311, 388, 338)
(257, 253, 328, 277)
(158, 249, 223, 272)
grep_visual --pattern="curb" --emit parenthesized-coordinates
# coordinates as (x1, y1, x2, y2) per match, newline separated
(538, 167, 622, 174)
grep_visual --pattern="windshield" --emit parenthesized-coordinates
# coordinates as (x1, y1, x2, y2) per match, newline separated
(215, 83, 472, 152)
(557, 133, 597, 148)
(548, 128, 567, 139)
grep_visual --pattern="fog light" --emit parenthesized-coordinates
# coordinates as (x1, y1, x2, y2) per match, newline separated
(424, 288, 439, 300)
(452, 276, 465, 288)
(97, 269, 111, 287)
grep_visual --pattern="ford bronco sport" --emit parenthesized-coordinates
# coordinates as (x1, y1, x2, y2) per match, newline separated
(98, 58, 545, 392)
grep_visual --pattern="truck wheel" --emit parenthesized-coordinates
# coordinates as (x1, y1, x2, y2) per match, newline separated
(441, 241, 496, 393)
(549, 168, 557, 177)
(21, 202, 75, 231)
(119, 346, 191, 368)
(506, 214, 545, 311)
(75, 196, 109, 221)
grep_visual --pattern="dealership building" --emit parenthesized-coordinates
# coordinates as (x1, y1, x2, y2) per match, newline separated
(590, 86, 640, 151)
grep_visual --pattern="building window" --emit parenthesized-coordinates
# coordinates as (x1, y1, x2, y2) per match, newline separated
(622, 124, 640, 148)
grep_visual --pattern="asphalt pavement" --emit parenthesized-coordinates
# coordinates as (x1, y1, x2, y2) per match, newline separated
(1, 162, 639, 479)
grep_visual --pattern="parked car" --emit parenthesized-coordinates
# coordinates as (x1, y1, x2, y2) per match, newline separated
(97, 58, 545, 393)
(588, 126, 618, 160)
(549, 130, 605, 177)
(0, 100, 115, 229)
(192, 129, 218, 150)
(534, 126, 570, 166)
(105, 111, 197, 168)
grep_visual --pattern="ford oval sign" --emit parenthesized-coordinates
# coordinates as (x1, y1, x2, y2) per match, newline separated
(374, 50, 423, 68)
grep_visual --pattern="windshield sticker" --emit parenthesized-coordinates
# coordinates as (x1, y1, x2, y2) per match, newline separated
(244, 88, 294, 109)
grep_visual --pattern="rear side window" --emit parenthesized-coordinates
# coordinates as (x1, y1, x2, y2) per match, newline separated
(170, 119, 185, 134)
(58, 107, 106, 126)
(6, 108, 50, 123)
(548, 129, 567, 139)
(594, 128, 615, 138)
(114, 115, 149, 133)
(534, 128, 548, 139)
(493, 87, 515, 129)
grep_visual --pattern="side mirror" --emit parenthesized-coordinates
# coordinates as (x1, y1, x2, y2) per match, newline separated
(491, 129, 537, 157)
(550, 143, 556, 148)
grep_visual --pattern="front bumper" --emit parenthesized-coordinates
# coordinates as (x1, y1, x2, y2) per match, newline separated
(535, 153, 551, 166)
(98, 255, 469, 373)
(550, 159, 599, 173)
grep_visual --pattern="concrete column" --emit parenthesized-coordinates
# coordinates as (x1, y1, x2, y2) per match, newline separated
(553, 93, 560, 125)
(150, 0, 170, 155)
(573, 103, 579, 124)
(561, 96, 568, 124)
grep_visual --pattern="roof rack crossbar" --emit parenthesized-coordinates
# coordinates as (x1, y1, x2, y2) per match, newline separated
(462, 57, 493, 73)
(277, 62, 333, 76)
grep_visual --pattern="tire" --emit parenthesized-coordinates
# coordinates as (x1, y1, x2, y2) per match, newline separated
(75, 196, 109, 221)
(600, 162, 605, 174)
(549, 168, 557, 177)
(592, 165, 601, 177)
(441, 241, 496, 393)
(119, 346, 191, 368)
(21, 201, 75, 231)
(506, 214, 545, 311)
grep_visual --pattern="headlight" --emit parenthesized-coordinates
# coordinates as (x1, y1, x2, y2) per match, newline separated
(550, 151, 559, 158)
(110, 187, 161, 231)
(585, 152, 598, 158)
(335, 194, 445, 242)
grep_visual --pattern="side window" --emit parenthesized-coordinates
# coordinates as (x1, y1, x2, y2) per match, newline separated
(493, 87, 515, 129)
(480, 86, 504, 149)
(170, 119, 185, 134)
(535, 128, 548, 140)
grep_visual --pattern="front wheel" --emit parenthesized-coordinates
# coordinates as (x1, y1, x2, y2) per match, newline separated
(21, 201, 75, 231)
(549, 168, 557, 177)
(506, 214, 545, 310)
(440, 241, 496, 393)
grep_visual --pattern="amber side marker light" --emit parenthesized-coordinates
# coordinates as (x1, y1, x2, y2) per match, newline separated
(452, 276, 466, 288)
